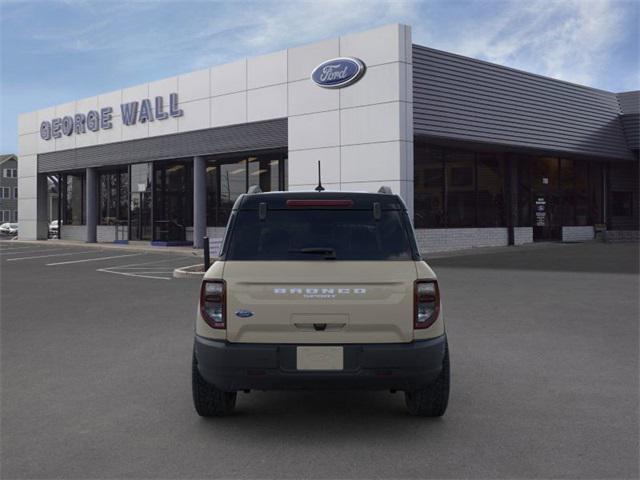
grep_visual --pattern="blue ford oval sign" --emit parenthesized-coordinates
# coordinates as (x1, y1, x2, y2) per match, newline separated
(311, 57, 366, 89)
(235, 310, 254, 318)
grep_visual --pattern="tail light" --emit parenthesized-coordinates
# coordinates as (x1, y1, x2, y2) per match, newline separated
(200, 280, 226, 329)
(414, 280, 440, 329)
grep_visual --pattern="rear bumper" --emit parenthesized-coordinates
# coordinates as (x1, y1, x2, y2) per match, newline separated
(194, 335, 447, 392)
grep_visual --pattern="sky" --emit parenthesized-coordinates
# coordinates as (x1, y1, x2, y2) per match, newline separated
(1, 0, 638, 153)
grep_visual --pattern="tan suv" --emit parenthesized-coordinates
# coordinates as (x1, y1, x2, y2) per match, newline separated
(192, 189, 450, 416)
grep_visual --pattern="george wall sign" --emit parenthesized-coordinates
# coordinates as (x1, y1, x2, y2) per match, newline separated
(311, 57, 366, 89)
(40, 93, 184, 141)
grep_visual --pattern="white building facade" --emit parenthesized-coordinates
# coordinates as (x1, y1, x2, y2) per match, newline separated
(17, 24, 639, 251)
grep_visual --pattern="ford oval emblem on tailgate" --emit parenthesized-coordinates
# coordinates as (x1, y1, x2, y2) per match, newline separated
(235, 310, 254, 318)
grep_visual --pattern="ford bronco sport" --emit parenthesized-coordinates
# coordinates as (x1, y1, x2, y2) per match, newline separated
(192, 188, 449, 416)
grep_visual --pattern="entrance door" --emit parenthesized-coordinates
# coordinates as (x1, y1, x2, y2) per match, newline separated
(532, 157, 561, 241)
(153, 162, 191, 242)
(130, 192, 152, 241)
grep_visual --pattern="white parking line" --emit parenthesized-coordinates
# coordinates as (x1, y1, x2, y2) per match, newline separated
(1, 248, 70, 256)
(46, 253, 142, 266)
(97, 256, 191, 280)
(0, 246, 48, 253)
(97, 269, 172, 280)
(7, 250, 98, 262)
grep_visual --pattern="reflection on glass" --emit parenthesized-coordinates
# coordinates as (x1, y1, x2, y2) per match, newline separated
(154, 161, 192, 241)
(130, 163, 152, 193)
(446, 151, 475, 227)
(98, 169, 128, 225)
(119, 171, 129, 221)
(414, 144, 444, 228)
(207, 151, 286, 227)
(477, 155, 505, 227)
(63, 174, 84, 225)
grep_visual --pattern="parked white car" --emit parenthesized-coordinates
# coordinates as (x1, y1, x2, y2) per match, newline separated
(0, 223, 18, 236)
(49, 220, 60, 238)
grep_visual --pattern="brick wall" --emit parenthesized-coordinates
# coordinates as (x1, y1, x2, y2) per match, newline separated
(415, 228, 510, 253)
(562, 226, 594, 242)
(97, 225, 115, 242)
(514, 227, 533, 245)
(96, 225, 128, 242)
(605, 230, 640, 242)
(60, 225, 86, 241)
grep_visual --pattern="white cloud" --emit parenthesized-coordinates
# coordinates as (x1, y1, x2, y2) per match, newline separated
(188, 0, 418, 69)
(414, 0, 636, 89)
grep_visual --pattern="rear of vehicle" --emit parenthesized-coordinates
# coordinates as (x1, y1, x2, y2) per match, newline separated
(193, 191, 449, 417)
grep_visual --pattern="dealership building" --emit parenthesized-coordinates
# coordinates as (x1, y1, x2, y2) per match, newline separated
(17, 24, 639, 252)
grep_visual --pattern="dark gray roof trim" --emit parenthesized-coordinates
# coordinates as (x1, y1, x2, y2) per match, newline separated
(38, 118, 287, 173)
(619, 114, 639, 151)
(617, 91, 639, 114)
(413, 44, 633, 160)
(616, 91, 639, 150)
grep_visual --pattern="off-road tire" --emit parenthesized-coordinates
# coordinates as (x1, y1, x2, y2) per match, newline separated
(405, 341, 450, 417)
(192, 351, 237, 417)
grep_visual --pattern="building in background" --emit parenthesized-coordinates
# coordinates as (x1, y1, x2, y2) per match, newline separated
(17, 24, 639, 251)
(0, 154, 18, 224)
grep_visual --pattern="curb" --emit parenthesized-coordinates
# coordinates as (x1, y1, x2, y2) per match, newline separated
(173, 264, 205, 279)
(5, 239, 204, 257)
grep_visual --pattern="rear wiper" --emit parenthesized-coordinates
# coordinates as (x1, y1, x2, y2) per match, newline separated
(289, 247, 337, 259)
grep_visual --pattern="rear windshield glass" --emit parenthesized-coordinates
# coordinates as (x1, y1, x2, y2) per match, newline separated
(225, 209, 415, 261)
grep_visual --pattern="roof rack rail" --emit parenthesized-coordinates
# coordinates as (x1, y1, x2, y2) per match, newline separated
(247, 185, 262, 194)
(377, 186, 393, 194)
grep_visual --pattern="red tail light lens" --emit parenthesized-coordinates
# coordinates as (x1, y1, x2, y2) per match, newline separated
(200, 280, 226, 329)
(414, 280, 440, 329)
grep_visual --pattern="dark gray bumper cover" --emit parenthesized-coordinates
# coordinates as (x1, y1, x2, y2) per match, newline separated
(194, 335, 447, 392)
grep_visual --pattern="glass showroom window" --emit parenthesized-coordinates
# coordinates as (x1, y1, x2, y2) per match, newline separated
(517, 157, 606, 228)
(62, 173, 85, 225)
(477, 154, 505, 227)
(414, 144, 444, 228)
(588, 162, 604, 225)
(609, 162, 639, 229)
(516, 156, 532, 227)
(207, 152, 287, 227)
(446, 151, 476, 228)
(573, 160, 589, 226)
(98, 170, 128, 225)
(414, 143, 507, 229)
(154, 162, 192, 241)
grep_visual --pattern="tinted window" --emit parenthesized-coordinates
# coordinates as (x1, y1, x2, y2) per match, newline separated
(446, 151, 475, 227)
(477, 155, 505, 227)
(414, 144, 444, 228)
(226, 209, 415, 261)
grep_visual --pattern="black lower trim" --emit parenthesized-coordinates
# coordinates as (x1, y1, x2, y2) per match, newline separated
(194, 335, 447, 392)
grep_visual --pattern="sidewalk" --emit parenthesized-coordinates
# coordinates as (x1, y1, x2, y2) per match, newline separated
(422, 241, 579, 259)
(6, 238, 204, 257)
(6, 237, 594, 260)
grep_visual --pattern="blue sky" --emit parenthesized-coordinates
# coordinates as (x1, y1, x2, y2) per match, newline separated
(1, 0, 638, 153)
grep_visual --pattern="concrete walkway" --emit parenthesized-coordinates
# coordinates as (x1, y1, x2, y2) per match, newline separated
(6, 238, 204, 257)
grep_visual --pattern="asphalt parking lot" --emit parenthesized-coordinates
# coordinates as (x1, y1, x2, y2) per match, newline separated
(1, 240, 638, 479)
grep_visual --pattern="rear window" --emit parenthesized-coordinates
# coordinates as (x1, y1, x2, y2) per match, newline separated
(225, 209, 416, 261)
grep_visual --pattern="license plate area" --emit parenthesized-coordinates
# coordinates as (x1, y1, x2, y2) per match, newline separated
(296, 346, 343, 370)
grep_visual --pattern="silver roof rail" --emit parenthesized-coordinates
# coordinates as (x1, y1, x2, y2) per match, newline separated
(247, 185, 262, 194)
(377, 186, 393, 194)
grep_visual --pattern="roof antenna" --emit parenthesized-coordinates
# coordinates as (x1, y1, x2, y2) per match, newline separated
(315, 160, 325, 192)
